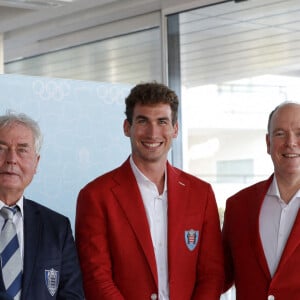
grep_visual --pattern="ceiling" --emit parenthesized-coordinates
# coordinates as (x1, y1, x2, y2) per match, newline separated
(1, 0, 300, 88)
(0, 0, 117, 32)
(180, 0, 300, 87)
(0, 0, 162, 61)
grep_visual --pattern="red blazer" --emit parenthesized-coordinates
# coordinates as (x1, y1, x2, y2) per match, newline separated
(223, 175, 300, 299)
(75, 158, 224, 300)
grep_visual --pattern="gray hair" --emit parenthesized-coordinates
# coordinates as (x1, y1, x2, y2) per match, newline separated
(0, 111, 43, 155)
(267, 101, 300, 133)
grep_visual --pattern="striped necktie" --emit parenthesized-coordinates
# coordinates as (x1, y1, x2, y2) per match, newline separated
(0, 206, 22, 300)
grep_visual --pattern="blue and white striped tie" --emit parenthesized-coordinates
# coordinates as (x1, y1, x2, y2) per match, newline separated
(0, 206, 22, 300)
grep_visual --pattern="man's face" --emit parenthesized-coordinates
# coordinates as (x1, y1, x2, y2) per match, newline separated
(0, 122, 40, 202)
(266, 103, 300, 179)
(123, 102, 178, 167)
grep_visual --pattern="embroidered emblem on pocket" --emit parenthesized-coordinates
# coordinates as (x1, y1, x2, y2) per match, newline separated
(45, 268, 59, 296)
(185, 229, 199, 251)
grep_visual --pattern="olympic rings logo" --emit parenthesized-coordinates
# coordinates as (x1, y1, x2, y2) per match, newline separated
(32, 79, 71, 102)
(96, 84, 131, 105)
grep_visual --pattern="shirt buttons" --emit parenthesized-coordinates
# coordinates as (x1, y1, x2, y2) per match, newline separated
(268, 295, 275, 300)
(150, 293, 158, 300)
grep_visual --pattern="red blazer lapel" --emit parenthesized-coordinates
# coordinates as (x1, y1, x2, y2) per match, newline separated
(276, 209, 300, 271)
(166, 164, 189, 275)
(248, 176, 274, 280)
(112, 159, 158, 286)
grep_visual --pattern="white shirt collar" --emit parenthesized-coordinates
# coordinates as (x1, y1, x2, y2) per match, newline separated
(129, 155, 167, 194)
(0, 196, 24, 216)
(267, 176, 300, 203)
(266, 176, 280, 198)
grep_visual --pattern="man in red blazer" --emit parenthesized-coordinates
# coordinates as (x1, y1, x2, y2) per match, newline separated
(75, 82, 224, 300)
(223, 102, 300, 299)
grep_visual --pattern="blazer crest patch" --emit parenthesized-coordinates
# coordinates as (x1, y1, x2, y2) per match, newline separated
(45, 268, 59, 296)
(185, 229, 199, 251)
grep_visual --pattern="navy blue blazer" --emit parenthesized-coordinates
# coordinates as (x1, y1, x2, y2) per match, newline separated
(0, 198, 84, 300)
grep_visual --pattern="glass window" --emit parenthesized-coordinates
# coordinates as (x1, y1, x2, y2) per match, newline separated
(217, 159, 254, 183)
(168, 0, 300, 210)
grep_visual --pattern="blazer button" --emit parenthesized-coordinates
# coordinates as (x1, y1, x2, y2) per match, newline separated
(150, 293, 158, 300)
(268, 295, 275, 300)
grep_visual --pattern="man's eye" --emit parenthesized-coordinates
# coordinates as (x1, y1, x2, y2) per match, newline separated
(18, 148, 28, 153)
(274, 131, 285, 137)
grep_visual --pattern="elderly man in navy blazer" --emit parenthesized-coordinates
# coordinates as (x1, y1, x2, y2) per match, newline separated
(0, 111, 84, 300)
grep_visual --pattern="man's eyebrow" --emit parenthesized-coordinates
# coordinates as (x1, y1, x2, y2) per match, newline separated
(135, 115, 148, 119)
(18, 143, 30, 147)
(0, 143, 31, 148)
(134, 115, 171, 121)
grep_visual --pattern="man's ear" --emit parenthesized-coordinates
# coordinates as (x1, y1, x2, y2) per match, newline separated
(123, 119, 131, 137)
(266, 133, 271, 154)
(34, 155, 40, 174)
(173, 122, 179, 138)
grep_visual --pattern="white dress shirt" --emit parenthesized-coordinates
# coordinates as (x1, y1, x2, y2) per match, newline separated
(259, 177, 300, 277)
(130, 156, 169, 300)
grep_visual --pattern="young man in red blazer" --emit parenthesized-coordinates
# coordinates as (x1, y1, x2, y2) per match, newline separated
(223, 102, 300, 299)
(75, 82, 224, 300)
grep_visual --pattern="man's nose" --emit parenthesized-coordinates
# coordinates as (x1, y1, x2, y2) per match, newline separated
(6, 149, 17, 164)
(286, 134, 297, 147)
(147, 123, 159, 138)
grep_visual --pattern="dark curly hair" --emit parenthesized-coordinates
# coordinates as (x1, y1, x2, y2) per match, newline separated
(125, 82, 179, 125)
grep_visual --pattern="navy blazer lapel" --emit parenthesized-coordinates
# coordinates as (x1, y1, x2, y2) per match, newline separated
(112, 159, 158, 286)
(22, 199, 41, 299)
